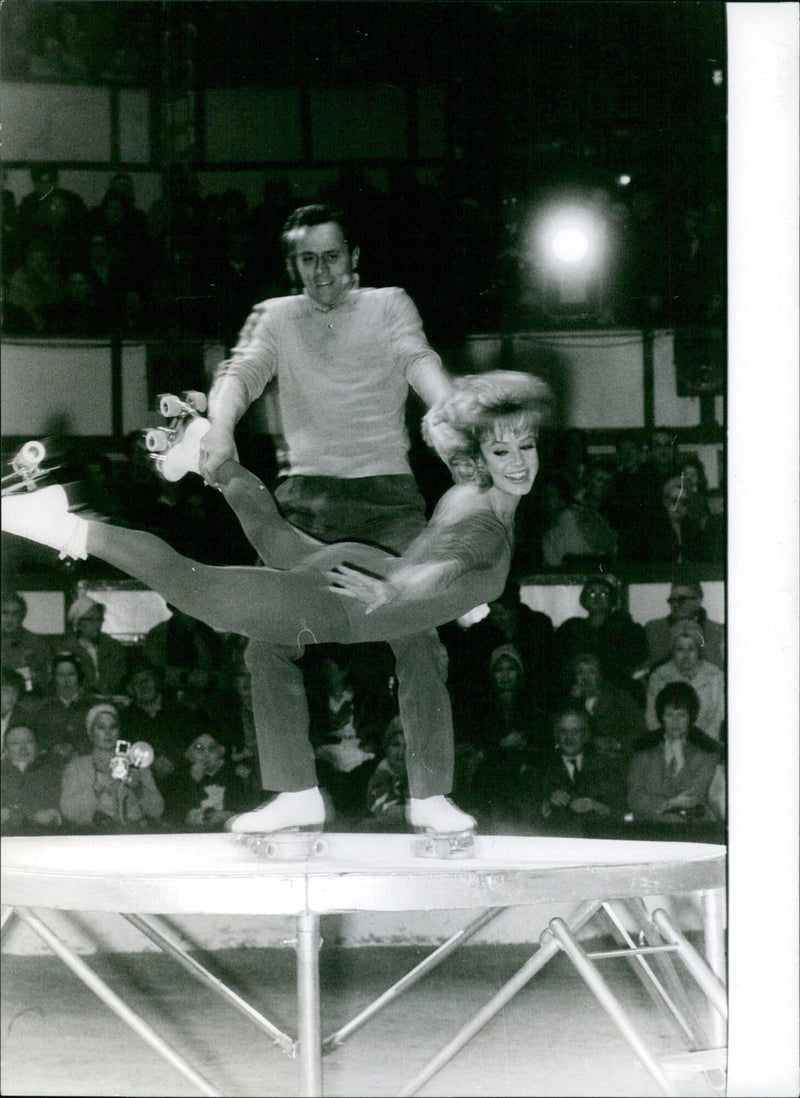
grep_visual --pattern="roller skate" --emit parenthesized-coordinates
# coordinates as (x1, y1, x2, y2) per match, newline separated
(2, 441, 89, 560)
(408, 796, 476, 859)
(228, 788, 328, 861)
(144, 391, 210, 482)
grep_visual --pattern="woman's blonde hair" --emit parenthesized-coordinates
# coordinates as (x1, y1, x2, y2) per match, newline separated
(422, 371, 552, 488)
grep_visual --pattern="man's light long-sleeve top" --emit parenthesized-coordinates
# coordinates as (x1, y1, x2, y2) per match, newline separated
(214, 287, 448, 477)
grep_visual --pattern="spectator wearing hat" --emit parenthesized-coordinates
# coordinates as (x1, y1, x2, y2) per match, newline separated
(643, 580, 724, 671)
(161, 726, 256, 830)
(628, 682, 719, 824)
(59, 594, 130, 696)
(1, 723, 64, 834)
(645, 621, 725, 742)
(553, 576, 647, 697)
(1, 591, 55, 696)
(60, 702, 163, 831)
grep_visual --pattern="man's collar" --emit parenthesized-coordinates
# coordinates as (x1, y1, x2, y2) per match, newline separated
(302, 289, 358, 315)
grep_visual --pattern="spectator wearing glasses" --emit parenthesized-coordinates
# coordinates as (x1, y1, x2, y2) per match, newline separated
(643, 580, 724, 671)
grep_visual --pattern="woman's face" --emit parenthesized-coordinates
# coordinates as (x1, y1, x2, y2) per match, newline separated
(185, 734, 225, 773)
(662, 705, 691, 740)
(54, 661, 80, 697)
(491, 656, 521, 692)
(673, 636, 701, 676)
(89, 711, 120, 752)
(480, 417, 539, 497)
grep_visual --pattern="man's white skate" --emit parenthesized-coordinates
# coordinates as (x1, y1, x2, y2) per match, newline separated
(229, 789, 328, 861)
(236, 828, 328, 861)
(407, 796, 476, 859)
(144, 391, 209, 482)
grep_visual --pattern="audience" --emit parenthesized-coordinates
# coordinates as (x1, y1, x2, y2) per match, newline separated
(1, 591, 54, 696)
(535, 703, 626, 835)
(59, 594, 131, 697)
(553, 576, 647, 696)
(120, 663, 200, 781)
(32, 653, 97, 760)
(541, 459, 619, 569)
(365, 716, 409, 828)
(1, 667, 38, 751)
(161, 727, 255, 830)
(627, 682, 719, 824)
(1, 723, 65, 834)
(60, 702, 164, 831)
(565, 652, 646, 761)
(643, 579, 724, 671)
(645, 621, 725, 743)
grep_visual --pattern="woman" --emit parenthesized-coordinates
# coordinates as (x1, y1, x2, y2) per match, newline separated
(59, 703, 164, 831)
(1, 723, 64, 834)
(4, 371, 551, 834)
(32, 653, 96, 759)
(645, 620, 725, 742)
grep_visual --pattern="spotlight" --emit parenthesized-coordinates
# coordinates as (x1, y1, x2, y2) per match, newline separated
(617, 174, 632, 187)
(552, 227, 590, 264)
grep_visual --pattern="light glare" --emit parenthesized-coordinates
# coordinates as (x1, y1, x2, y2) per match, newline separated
(552, 227, 590, 263)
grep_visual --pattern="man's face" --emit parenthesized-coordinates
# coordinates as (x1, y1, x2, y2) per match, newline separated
(573, 658, 601, 698)
(1, 600, 25, 635)
(668, 589, 702, 620)
(129, 670, 158, 705)
(5, 726, 37, 768)
(54, 662, 80, 696)
(290, 222, 358, 309)
(89, 711, 120, 751)
(491, 656, 521, 692)
(555, 713, 590, 757)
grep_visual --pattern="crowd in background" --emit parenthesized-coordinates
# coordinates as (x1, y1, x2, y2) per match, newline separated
(1, 576, 725, 841)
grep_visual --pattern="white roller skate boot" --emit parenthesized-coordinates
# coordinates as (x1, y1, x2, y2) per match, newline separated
(407, 796, 476, 859)
(2, 484, 89, 560)
(228, 788, 328, 860)
(150, 415, 211, 483)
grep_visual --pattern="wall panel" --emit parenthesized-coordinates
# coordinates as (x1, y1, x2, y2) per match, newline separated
(1, 84, 111, 161)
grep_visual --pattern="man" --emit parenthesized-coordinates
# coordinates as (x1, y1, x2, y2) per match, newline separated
(643, 580, 724, 670)
(567, 651, 646, 761)
(197, 203, 467, 836)
(1, 592, 54, 696)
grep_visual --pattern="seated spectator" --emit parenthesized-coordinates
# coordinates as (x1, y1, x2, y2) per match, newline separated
(566, 652, 646, 759)
(161, 728, 255, 831)
(442, 579, 555, 712)
(678, 456, 725, 563)
(308, 647, 379, 825)
(466, 645, 549, 828)
(17, 165, 88, 272)
(1, 667, 39, 751)
(32, 653, 96, 760)
(643, 579, 724, 671)
(602, 433, 647, 559)
(60, 703, 164, 831)
(120, 662, 201, 781)
(637, 475, 705, 564)
(365, 716, 409, 829)
(54, 268, 109, 336)
(645, 622, 725, 742)
(541, 459, 619, 569)
(534, 703, 626, 834)
(707, 759, 726, 823)
(1, 723, 64, 834)
(1, 591, 54, 696)
(627, 682, 719, 823)
(4, 236, 67, 335)
(59, 594, 130, 696)
(553, 576, 647, 696)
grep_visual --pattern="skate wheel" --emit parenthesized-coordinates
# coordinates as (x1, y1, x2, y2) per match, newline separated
(311, 838, 328, 858)
(145, 428, 172, 453)
(159, 394, 184, 418)
(18, 440, 45, 467)
(182, 390, 208, 413)
(262, 840, 280, 859)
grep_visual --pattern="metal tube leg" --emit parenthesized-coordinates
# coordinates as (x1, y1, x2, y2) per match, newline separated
(296, 912, 323, 1097)
(15, 907, 222, 1098)
(396, 900, 603, 1098)
(651, 908, 728, 1024)
(699, 889, 727, 1048)
(548, 916, 675, 1098)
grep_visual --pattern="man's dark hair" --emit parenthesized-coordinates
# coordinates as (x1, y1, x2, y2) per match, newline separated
(281, 204, 353, 260)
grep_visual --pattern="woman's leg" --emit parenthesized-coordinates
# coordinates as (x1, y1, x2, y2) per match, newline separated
(85, 521, 350, 645)
(213, 460, 322, 568)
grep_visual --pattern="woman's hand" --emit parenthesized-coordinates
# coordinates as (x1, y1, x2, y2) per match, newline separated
(325, 565, 399, 614)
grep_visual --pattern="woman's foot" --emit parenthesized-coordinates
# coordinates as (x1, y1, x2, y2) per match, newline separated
(406, 795, 476, 835)
(158, 415, 210, 482)
(1, 484, 88, 559)
(227, 787, 326, 834)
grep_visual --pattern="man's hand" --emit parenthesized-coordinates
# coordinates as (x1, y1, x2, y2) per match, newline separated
(570, 797, 611, 816)
(198, 424, 237, 484)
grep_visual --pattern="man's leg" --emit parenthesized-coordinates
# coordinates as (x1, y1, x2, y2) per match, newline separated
(390, 629, 454, 799)
(245, 638, 318, 792)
